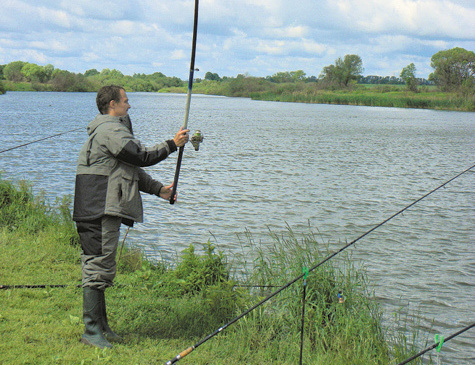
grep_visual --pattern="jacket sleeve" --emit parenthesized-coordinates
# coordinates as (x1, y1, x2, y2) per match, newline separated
(103, 123, 177, 167)
(138, 168, 163, 196)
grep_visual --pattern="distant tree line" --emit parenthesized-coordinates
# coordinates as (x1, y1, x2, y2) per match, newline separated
(203, 47, 473, 94)
(0, 47, 473, 96)
(0, 62, 183, 93)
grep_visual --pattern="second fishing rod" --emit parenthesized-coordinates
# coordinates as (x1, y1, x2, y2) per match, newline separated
(164, 163, 475, 364)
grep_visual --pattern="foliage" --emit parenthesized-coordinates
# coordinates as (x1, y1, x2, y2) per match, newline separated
(205, 71, 221, 81)
(320, 54, 364, 87)
(0, 177, 49, 233)
(0, 61, 185, 93)
(150, 242, 230, 297)
(0, 176, 78, 241)
(21, 63, 54, 83)
(400, 63, 418, 92)
(251, 86, 474, 111)
(429, 47, 475, 92)
(233, 227, 391, 363)
(50, 69, 94, 92)
(225, 76, 275, 97)
(3, 61, 26, 82)
(266, 70, 307, 83)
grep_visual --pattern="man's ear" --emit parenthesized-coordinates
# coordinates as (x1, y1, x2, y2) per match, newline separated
(108, 99, 116, 113)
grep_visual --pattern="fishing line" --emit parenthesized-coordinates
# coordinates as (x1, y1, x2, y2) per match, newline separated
(396, 323, 474, 365)
(1, 227, 131, 290)
(164, 163, 474, 364)
(0, 127, 82, 154)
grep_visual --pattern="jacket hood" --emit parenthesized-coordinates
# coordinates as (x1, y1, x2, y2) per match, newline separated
(87, 114, 132, 135)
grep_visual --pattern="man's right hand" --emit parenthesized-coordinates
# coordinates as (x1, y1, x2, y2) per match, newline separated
(173, 127, 190, 147)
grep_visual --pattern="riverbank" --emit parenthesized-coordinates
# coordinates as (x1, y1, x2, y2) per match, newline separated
(0, 177, 423, 364)
(2, 79, 474, 112)
(190, 81, 475, 112)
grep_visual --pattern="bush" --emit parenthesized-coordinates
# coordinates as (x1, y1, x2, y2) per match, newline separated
(113, 241, 244, 339)
(0, 177, 78, 242)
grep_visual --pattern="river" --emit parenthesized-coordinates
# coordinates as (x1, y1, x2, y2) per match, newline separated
(1, 92, 474, 363)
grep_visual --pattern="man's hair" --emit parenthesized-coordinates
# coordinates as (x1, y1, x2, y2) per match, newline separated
(96, 85, 124, 114)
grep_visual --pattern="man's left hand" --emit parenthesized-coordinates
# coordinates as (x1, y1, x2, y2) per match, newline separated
(159, 183, 177, 201)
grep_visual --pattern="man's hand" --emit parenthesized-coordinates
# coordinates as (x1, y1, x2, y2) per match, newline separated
(159, 183, 177, 201)
(173, 127, 190, 147)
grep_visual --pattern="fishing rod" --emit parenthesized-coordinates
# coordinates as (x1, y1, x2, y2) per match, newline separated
(164, 163, 474, 364)
(299, 267, 309, 365)
(0, 284, 80, 289)
(0, 127, 82, 154)
(170, 0, 200, 205)
(2, 228, 131, 290)
(396, 322, 474, 365)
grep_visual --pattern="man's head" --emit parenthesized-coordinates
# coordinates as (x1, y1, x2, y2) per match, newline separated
(96, 85, 130, 116)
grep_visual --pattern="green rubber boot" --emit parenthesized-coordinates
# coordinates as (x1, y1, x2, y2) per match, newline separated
(100, 290, 121, 342)
(80, 287, 113, 349)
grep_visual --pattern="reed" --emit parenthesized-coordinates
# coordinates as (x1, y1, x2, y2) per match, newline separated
(251, 88, 474, 111)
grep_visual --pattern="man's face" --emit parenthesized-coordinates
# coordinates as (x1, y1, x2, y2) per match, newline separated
(109, 89, 131, 116)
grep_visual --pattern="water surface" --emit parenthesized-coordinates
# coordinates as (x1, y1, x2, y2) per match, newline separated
(1, 92, 473, 363)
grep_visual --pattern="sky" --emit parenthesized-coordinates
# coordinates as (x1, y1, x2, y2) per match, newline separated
(1, 0, 474, 80)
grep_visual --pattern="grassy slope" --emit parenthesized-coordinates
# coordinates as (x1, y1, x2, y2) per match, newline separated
(0, 179, 421, 364)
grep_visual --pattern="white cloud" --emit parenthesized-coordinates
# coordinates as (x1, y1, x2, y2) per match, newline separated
(171, 50, 186, 60)
(330, 0, 475, 39)
(272, 26, 309, 39)
(0, 0, 473, 78)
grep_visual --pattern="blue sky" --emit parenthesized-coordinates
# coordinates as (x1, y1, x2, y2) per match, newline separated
(1, 0, 474, 80)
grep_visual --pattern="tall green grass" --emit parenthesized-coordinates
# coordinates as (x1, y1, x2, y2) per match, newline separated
(252, 88, 474, 111)
(0, 177, 426, 364)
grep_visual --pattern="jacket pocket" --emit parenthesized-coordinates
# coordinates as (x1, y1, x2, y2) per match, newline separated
(106, 164, 143, 221)
(118, 166, 138, 206)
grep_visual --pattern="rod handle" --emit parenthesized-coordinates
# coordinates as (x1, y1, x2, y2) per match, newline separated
(169, 146, 185, 204)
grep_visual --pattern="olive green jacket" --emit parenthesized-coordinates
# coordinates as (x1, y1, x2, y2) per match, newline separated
(73, 114, 176, 224)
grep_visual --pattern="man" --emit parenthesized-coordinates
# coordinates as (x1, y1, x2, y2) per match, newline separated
(73, 85, 189, 349)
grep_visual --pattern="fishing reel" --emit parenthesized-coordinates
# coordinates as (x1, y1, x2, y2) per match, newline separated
(190, 130, 204, 151)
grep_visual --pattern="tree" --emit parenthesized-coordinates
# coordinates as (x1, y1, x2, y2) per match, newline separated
(290, 70, 306, 82)
(429, 47, 475, 91)
(268, 71, 292, 83)
(320, 64, 339, 85)
(3, 61, 26, 82)
(51, 69, 92, 92)
(44, 64, 55, 81)
(340, 55, 364, 86)
(400, 63, 418, 92)
(320, 54, 363, 87)
(21, 63, 47, 83)
(204, 72, 219, 81)
(205, 72, 221, 81)
(84, 69, 99, 77)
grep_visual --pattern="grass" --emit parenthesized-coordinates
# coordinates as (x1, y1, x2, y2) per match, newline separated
(0, 177, 426, 364)
(251, 87, 475, 111)
(166, 81, 474, 111)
